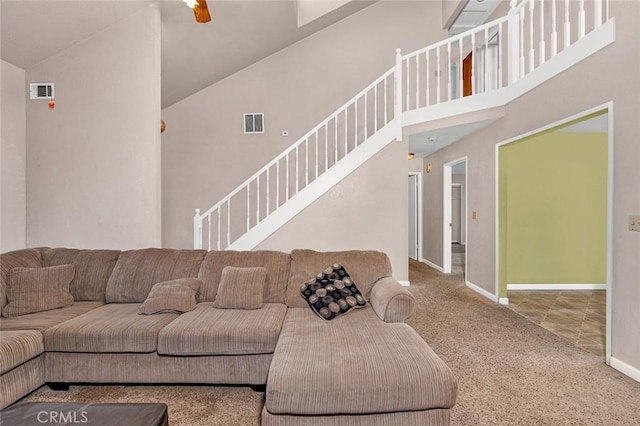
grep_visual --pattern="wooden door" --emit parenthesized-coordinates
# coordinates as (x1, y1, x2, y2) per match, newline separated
(463, 52, 473, 97)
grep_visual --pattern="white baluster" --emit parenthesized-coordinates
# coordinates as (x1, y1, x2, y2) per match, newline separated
(276, 161, 280, 208)
(364, 92, 368, 139)
(498, 22, 503, 88)
(344, 108, 349, 153)
(519, 5, 525, 78)
(551, 0, 558, 57)
(529, 0, 535, 72)
(217, 208, 221, 250)
(207, 215, 211, 251)
(564, 0, 571, 49)
(426, 50, 430, 106)
(579, 0, 585, 38)
(355, 99, 358, 146)
(538, 0, 545, 65)
(416, 56, 420, 108)
(334, 117, 338, 164)
(246, 183, 250, 231)
(304, 138, 309, 188)
(227, 200, 231, 248)
(286, 153, 289, 201)
(394, 48, 402, 141)
(325, 124, 329, 172)
(459, 38, 463, 98)
(594, 0, 603, 28)
(266, 168, 270, 215)
(256, 175, 260, 223)
(384, 77, 388, 124)
(405, 58, 409, 111)
(471, 33, 476, 95)
(315, 131, 318, 179)
(484, 27, 489, 93)
(508, 0, 521, 84)
(606, 0, 610, 21)
(436, 46, 441, 103)
(193, 208, 202, 249)
(447, 42, 452, 101)
(295, 146, 299, 193)
(374, 85, 378, 131)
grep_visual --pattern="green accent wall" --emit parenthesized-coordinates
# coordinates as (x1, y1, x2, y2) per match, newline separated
(498, 131, 607, 296)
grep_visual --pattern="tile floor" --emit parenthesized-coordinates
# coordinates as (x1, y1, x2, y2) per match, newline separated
(507, 290, 606, 358)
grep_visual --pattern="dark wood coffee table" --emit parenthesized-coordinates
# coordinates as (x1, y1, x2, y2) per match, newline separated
(0, 402, 168, 425)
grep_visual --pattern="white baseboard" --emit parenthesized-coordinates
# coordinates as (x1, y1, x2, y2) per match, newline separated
(499, 297, 509, 305)
(420, 258, 444, 273)
(399, 281, 410, 287)
(610, 356, 640, 383)
(507, 283, 606, 290)
(465, 281, 498, 303)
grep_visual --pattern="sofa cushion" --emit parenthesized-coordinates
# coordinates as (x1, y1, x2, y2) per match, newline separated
(43, 248, 120, 302)
(0, 302, 104, 332)
(138, 278, 201, 315)
(44, 304, 179, 353)
(197, 250, 290, 304)
(212, 267, 266, 310)
(265, 308, 458, 415)
(105, 248, 206, 303)
(0, 330, 44, 374)
(300, 264, 366, 320)
(3, 265, 75, 318)
(0, 248, 44, 312)
(158, 302, 287, 356)
(285, 250, 392, 308)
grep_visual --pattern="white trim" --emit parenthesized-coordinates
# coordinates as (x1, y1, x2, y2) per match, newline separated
(507, 283, 606, 290)
(408, 172, 423, 261)
(610, 357, 640, 383)
(499, 297, 509, 305)
(495, 101, 615, 364)
(466, 281, 498, 303)
(229, 123, 397, 250)
(399, 281, 410, 287)
(420, 258, 445, 273)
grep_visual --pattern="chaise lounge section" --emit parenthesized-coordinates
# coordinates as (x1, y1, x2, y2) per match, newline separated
(0, 246, 458, 425)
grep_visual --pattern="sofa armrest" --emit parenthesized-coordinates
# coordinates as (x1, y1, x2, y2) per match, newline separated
(369, 277, 415, 323)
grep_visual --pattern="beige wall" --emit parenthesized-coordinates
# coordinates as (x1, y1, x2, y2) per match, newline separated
(1, 60, 26, 252)
(25, 6, 161, 249)
(421, 1, 640, 372)
(162, 0, 447, 250)
(258, 139, 409, 280)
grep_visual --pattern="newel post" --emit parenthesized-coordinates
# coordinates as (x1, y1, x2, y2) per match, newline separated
(193, 209, 202, 249)
(394, 48, 403, 141)
(507, 0, 521, 85)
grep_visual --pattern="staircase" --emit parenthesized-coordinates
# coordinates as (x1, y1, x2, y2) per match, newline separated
(194, 0, 614, 251)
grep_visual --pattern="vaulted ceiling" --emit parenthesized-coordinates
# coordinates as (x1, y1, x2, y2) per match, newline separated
(1, 0, 373, 107)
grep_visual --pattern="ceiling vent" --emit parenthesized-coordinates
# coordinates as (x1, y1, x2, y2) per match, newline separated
(29, 83, 54, 100)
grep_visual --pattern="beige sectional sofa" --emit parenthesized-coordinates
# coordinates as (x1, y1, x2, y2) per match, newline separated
(0, 247, 457, 425)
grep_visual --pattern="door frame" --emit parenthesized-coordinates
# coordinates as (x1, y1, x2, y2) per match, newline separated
(408, 172, 423, 261)
(443, 157, 468, 275)
(494, 102, 614, 363)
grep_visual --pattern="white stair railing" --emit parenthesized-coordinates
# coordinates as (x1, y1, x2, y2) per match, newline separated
(194, 0, 610, 250)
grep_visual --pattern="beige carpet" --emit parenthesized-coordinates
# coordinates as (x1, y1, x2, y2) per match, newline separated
(24, 259, 640, 425)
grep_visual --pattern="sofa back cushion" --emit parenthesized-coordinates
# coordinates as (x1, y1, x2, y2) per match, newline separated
(0, 248, 44, 311)
(285, 249, 392, 308)
(197, 251, 290, 303)
(105, 249, 207, 303)
(43, 248, 121, 302)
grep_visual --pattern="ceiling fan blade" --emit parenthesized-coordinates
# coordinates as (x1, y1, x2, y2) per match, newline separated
(194, 0, 211, 23)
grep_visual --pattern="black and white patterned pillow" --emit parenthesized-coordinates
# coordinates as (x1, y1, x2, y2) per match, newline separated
(300, 264, 366, 320)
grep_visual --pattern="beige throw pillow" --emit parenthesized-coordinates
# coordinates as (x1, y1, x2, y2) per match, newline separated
(212, 266, 266, 310)
(3, 265, 75, 317)
(138, 278, 202, 315)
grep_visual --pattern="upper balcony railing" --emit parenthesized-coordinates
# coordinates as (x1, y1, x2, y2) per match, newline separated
(195, 0, 611, 250)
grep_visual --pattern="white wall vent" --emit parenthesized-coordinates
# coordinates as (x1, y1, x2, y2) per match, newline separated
(244, 113, 264, 134)
(29, 83, 54, 100)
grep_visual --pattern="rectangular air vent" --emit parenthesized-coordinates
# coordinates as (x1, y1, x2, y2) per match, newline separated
(29, 83, 54, 100)
(244, 113, 264, 134)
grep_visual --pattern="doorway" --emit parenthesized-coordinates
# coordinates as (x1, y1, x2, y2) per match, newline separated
(408, 173, 422, 261)
(443, 158, 467, 277)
